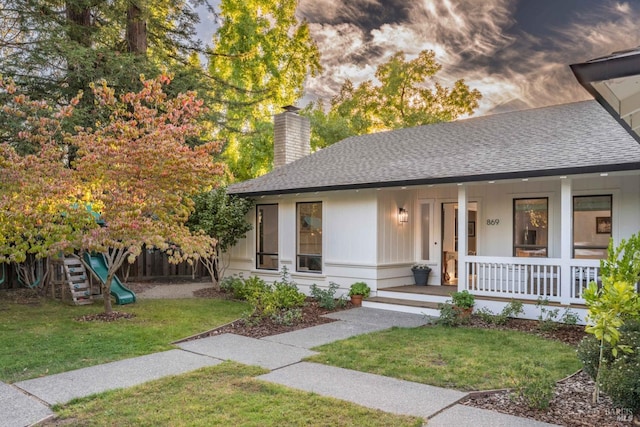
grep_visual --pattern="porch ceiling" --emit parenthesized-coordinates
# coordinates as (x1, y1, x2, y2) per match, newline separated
(571, 47, 640, 144)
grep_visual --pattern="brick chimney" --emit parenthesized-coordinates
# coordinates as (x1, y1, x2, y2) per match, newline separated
(273, 105, 310, 168)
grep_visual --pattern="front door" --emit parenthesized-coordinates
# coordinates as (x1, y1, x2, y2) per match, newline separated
(441, 202, 477, 285)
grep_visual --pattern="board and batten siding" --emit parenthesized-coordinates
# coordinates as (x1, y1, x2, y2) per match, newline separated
(227, 191, 381, 294)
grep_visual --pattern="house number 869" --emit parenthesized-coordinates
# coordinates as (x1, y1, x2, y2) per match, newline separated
(486, 219, 500, 226)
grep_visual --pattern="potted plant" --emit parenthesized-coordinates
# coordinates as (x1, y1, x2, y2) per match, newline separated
(411, 264, 432, 286)
(451, 290, 475, 319)
(348, 282, 371, 307)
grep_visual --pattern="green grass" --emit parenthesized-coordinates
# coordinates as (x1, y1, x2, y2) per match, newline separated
(0, 297, 248, 383)
(306, 325, 581, 391)
(52, 362, 423, 426)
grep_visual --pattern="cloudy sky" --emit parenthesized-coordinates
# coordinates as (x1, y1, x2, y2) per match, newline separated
(200, 0, 640, 116)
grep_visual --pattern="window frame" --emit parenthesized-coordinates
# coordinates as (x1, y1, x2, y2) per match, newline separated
(513, 197, 549, 257)
(296, 201, 323, 273)
(572, 194, 612, 259)
(255, 204, 279, 271)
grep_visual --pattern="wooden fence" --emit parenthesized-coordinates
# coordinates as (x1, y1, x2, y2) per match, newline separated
(115, 249, 207, 282)
(0, 250, 207, 289)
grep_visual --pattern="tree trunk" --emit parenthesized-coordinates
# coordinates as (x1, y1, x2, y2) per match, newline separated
(103, 273, 114, 314)
(66, 1, 92, 47)
(126, 2, 147, 55)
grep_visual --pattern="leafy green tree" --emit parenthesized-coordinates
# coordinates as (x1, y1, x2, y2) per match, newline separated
(209, 0, 321, 180)
(583, 233, 640, 402)
(187, 188, 254, 288)
(600, 235, 640, 284)
(307, 50, 482, 148)
(302, 100, 355, 151)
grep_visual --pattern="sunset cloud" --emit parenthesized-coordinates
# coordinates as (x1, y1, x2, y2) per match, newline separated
(298, 0, 640, 115)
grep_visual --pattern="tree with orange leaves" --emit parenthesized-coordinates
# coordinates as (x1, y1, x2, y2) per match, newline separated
(0, 75, 223, 313)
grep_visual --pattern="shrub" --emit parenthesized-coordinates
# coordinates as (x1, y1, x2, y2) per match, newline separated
(475, 300, 524, 325)
(270, 282, 306, 310)
(576, 335, 611, 380)
(560, 308, 580, 326)
(240, 276, 271, 305)
(310, 282, 346, 310)
(437, 302, 466, 327)
(579, 320, 640, 414)
(508, 359, 556, 410)
(219, 274, 245, 298)
(599, 353, 640, 415)
(535, 297, 560, 331)
(503, 300, 525, 318)
(475, 307, 497, 324)
(271, 308, 303, 326)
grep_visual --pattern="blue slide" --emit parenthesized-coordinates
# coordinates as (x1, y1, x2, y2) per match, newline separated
(83, 253, 136, 305)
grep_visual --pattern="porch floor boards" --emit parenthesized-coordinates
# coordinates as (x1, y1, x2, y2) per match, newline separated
(366, 296, 440, 310)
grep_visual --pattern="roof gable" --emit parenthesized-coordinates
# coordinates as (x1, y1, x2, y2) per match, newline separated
(229, 101, 640, 196)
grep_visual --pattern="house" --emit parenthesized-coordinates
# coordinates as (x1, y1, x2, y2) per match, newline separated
(227, 99, 640, 322)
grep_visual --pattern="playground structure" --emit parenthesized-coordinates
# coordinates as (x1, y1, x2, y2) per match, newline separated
(83, 253, 136, 305)
(49, 254, 136, 306)
(49, 257, 95, 305)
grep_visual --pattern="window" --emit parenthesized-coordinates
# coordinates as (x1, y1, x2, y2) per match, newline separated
(513, 198, 548, 257)
(297, 202, 322, 273)
(573, 195, 612, 259)
(256, 204, 278, 270)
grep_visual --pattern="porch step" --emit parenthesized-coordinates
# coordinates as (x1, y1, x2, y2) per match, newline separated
(363, 297, 441, 317)
(377, 288, 451, 304)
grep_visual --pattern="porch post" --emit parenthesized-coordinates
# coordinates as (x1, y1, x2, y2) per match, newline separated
(457, 184, 468, 292)
(560, 178, 572, 304)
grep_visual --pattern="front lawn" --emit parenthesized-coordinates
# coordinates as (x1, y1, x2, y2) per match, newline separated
(0, 296, 248, 383)
(306, 325, 581, 391)
(50, 362, 422, 427)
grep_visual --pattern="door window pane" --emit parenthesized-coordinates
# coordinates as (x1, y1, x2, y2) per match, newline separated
(421, 203, 430, 260)
(573, 195, 611, 259)
(513, 198, 548, 257)
(297, 202, 322, 273)
(256, 204, 278, 270)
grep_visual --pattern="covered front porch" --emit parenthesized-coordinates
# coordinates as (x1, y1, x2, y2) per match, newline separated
(367, 173, 639, 323)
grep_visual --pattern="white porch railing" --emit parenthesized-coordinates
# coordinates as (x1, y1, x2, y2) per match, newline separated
(570, 261, 601, 301)
(464, 256, 601, 304)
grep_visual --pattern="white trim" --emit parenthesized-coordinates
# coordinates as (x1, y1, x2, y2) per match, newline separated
(560, 178, 572, 304)
(324, 261, 413, 269)
(572, 188, 621, 244)
(457, 185, 468, 292)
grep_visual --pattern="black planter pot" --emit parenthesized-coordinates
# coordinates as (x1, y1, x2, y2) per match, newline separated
(412, 269, 430, 286)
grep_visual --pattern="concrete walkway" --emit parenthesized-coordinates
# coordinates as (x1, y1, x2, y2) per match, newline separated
(3, 308, 558, 426)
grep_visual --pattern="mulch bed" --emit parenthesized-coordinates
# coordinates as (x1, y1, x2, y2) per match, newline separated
(464, 369, 636, 426)
(76, 312, 136, 322)
(465, 316, 587, 346)
(177, 294, 352, 341)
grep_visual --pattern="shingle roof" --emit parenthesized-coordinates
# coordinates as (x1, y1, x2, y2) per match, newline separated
(228, 101, 640, 196)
